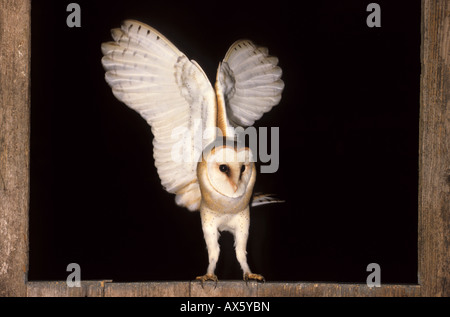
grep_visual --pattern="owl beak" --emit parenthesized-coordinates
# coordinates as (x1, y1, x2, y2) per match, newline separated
(228, 178, 239, 193)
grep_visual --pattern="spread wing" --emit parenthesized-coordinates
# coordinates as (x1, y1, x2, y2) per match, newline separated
(101, 20, 216, 211)
(216, 40, 284, 128)
(216, 40, 285, 205)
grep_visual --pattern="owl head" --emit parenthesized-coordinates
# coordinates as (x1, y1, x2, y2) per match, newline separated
(197, 138, 256, 213)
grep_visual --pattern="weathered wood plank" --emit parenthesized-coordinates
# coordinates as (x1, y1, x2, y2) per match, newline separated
(0, 0, 31, 297)
(191, 282, 421, 297)
(418, 0, 450, 297)
(257, 283, 421, 297)
(104, 282, 190, 297)
(191, 281, 259, 297)
(27, 281, 109, 297)
(27, 281, 421, 297)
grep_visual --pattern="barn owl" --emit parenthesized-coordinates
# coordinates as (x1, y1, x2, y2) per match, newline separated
(101, 20, 284, 283)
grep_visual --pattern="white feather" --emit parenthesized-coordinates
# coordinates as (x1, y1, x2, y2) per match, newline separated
(101, 20, 216, 211)
(218, 40, 284, 127)
(251, 193, 285, 207)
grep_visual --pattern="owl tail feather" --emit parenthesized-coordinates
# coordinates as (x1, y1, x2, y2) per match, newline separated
(251, 193, 285, 207)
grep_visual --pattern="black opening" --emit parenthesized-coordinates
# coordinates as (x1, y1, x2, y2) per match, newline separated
(30, 0, 420, 283)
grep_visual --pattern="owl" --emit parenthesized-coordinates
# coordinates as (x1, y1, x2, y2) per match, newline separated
(101, 20, 284, 283)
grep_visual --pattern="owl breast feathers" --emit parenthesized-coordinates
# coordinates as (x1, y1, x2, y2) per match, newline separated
(102, 20, 284, 282)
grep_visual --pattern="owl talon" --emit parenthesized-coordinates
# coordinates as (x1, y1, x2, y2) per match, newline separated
(243, 273, 265, 284)
(196, 274, 218, 289)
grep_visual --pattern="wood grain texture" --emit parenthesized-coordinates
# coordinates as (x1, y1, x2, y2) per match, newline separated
(105, 282, 190, 297)
(192, 281, 420, 297)
(191, 281, 259, 297)
(257, 282, 421, 297)
(27, 281, 109, 297)
(0, 0, 31, 297)
(27, 281, 421, 297)
(418, 0, 450, 297)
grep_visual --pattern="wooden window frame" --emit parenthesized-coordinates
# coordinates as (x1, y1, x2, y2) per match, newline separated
(0, 0, 448, 297)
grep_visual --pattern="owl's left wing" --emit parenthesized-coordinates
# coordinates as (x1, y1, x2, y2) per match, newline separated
(216, 40, 284, 128)
(101, 20, 216, 211)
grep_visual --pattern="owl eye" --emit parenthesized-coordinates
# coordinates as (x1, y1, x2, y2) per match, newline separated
(219, 164, 229, 173)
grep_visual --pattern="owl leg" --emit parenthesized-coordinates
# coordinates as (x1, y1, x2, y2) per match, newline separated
(235, 231, 265, 282)
(196, 221, 220, 286)
(233, 210, 265, 283)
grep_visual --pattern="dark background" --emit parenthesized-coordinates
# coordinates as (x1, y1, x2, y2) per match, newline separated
(29, 0, 420, 283)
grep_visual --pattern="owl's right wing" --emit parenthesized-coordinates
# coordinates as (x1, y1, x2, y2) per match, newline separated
(101, 20, 217, 211)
